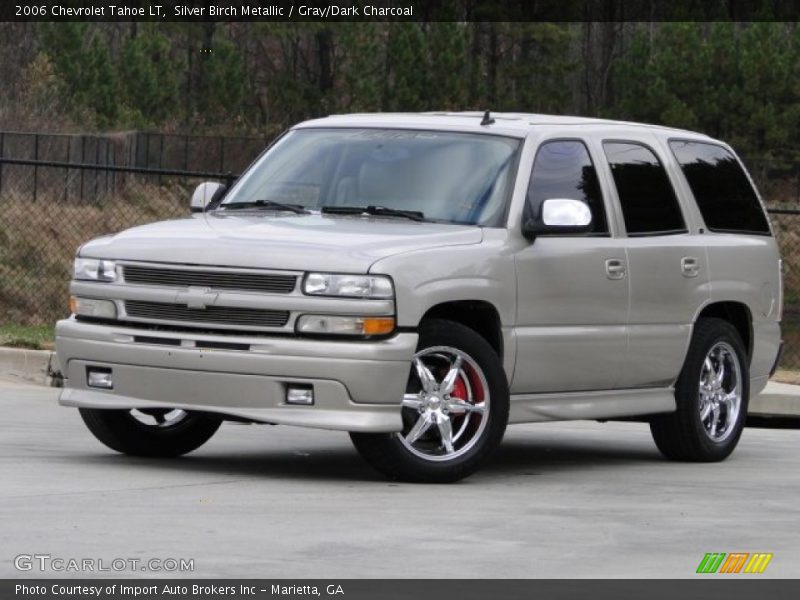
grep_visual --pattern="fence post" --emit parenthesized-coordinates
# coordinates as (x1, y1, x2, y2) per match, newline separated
(105, 140, 110, 196)
(158, 133, 164, 185)
(145, 133, 151, 185)
(128, 133, 135, 188)
(183, 134, 189, 186)
(94, 138, 100, 203)
(0, 132, 4, 199)
(80, 136, 86, 202)
(32, 134, 40, 203)
(64, 137, 70, 203)
(112, 144, 116, 195)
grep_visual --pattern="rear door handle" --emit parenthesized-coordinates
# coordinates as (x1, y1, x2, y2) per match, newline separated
(605, 258, 626, 280)
(681, 257, 700, 278)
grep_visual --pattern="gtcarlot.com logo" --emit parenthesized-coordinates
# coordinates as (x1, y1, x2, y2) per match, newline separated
(696, 552, 773, 574)
(14, 554, 194, 573)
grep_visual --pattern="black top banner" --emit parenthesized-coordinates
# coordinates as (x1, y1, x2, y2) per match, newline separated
(3, 0, 800, 22)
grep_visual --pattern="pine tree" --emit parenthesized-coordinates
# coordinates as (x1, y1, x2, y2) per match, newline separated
(119, 27, 181, 126)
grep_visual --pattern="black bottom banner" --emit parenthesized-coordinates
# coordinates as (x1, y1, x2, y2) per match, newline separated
(4, 579, 800, 600)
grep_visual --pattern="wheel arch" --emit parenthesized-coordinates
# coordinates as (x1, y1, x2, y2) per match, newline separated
(695, 301, 753, 360)
(420, 300, 504, 360)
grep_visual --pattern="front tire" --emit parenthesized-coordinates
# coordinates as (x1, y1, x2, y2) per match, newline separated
(650, 318, 749, 462)
(79, 408, 222, 457)
(350, 319, 509, 483)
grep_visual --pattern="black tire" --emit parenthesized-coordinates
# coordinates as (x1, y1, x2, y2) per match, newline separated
(350, 319, 509, 483)
(79, 408, 222, 458)
(650, 318, 749, 462)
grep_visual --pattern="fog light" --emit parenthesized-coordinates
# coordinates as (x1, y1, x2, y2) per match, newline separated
(286, 386, 314, 405)
(87, 368, 113, 389)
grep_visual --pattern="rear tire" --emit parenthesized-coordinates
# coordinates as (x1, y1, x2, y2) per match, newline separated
(650, 318, 749, 462)
(350, 319, 509, 483)
(79, 408, 222, 457)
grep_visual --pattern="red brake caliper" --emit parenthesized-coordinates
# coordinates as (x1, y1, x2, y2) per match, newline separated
(451, 377, 469, 421)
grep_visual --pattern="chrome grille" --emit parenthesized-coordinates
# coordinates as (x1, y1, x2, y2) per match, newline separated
(124, 300, 290, 329)
(122, 265, 297, 294)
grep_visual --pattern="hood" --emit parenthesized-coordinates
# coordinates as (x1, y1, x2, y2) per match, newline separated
(79, 211, 484, 272)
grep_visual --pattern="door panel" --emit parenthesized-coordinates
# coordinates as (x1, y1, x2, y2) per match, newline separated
(622, 236, 710, 387)
(513, 237, 629, 393)
(599, 139, 711, 389)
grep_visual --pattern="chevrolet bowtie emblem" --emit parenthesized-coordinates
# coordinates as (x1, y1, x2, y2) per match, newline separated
(175, 287, 218, 309)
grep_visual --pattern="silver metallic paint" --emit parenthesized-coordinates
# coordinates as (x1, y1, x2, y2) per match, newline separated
(56, 113, 783, 432)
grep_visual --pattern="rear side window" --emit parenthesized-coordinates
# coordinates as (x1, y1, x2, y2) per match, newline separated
(527, 140, 608, 234)
(603, 141, 686, 236)
(669, 141, 770, 235)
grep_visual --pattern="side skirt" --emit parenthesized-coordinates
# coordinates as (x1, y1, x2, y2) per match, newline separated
(508, 387, 676, 424)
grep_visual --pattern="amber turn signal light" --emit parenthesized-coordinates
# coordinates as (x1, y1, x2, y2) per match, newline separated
(362, 317, 396, 336)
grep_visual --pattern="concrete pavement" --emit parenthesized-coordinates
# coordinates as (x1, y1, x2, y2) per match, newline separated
(1, 377, 799, 579)
(751, 380, 800, 416)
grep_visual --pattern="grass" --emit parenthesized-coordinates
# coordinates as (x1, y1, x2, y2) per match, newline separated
(0, 324, 54, 350)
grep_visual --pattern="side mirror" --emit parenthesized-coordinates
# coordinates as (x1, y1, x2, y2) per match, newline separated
(190, 181, 227, 213)
(522, 198, 592, 239)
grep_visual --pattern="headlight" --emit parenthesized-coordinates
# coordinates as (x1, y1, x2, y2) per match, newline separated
(296, 315, 395, 336)
(303, 273, 393, 298)
(69, 296, 118, 319)
(74, 258, 117, 282)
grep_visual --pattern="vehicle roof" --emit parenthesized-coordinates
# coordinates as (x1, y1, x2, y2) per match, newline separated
(295, 111, 717, 142)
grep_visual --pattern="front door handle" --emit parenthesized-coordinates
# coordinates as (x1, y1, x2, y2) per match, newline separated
(681, 257, 700, 278)
(605, 258, 626, 280)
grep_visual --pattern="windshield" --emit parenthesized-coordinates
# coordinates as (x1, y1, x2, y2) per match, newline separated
(221, 128, 521, 226)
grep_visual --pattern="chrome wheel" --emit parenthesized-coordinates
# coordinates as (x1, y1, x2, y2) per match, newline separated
(698, 342, 742, 442)
(130, 409, 188, 429)
(397, 346, 490, 462)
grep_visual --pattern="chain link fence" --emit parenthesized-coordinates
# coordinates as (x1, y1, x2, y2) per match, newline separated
(0, 158, 239, 327)
(0, 146, 799, 372)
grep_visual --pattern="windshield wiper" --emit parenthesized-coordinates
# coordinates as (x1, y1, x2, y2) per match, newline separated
(222, 200, 310, 214)
(321, 205, 425, 222)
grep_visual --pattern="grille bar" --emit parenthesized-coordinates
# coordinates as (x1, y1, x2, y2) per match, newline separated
(124, 300, 290, 329)
(122, 265, 297, 294)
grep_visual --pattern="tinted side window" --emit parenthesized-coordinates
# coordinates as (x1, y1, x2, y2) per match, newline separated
(527, 140, 608, 234)
(603, 142, 686, 236)
(669, 141, 770, 234)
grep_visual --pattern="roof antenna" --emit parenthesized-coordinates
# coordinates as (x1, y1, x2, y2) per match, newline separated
(480, 110, 495, 126)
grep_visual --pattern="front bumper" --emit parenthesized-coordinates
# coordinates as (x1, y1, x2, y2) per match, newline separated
(55, 318, 417, 432)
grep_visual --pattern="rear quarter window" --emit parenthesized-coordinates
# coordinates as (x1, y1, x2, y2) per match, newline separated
(669, 140, 771, 235)
(603, 141, 686, 236)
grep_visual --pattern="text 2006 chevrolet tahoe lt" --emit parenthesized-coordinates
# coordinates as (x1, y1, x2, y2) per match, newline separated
(56, 112, 783, 482)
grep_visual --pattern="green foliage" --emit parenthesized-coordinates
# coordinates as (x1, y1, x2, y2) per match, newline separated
(84, 36, 119, 128)
(384, 23, 429, 111)
(19, 21, 800, 162)
(119, 28, 181, 126)
(37, 24, 119, 127)
(202, 37, 249, 121)
(336, 23, 384, 111)
(615, 23, 800, 158)
(253, 23, 332, 124)
(427, 23, 469, 110)
(498, 23, 574, 113)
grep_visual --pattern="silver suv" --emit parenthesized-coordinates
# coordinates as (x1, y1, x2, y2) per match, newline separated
(56, 112, 783, 482)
